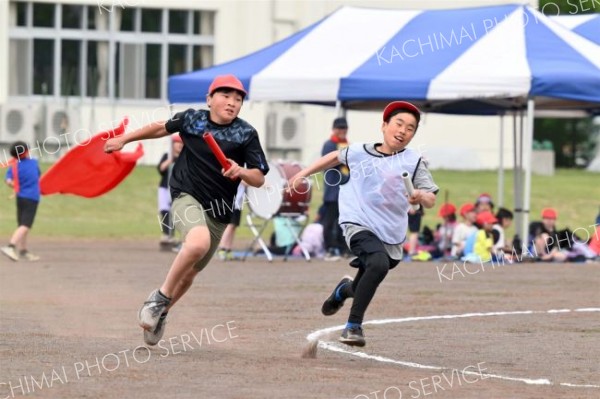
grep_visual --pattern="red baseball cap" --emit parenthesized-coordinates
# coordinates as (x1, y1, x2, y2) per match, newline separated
(208, 74, 247, 98)
(438, 203, 457, 217)
(476, 211, 498, 225)
(383, 101, 421, 124)
(172, 134, 182, 143)
(459, 203, 475, 217)
(541, 208, 557, 219)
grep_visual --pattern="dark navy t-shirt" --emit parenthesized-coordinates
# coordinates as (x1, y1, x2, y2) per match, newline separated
(165, 109, 269, 223)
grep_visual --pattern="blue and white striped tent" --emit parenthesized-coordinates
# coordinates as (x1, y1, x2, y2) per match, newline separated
(551, 13, 600, 45)
(168, 4, 600, 240)
(169, 4, 600, 115)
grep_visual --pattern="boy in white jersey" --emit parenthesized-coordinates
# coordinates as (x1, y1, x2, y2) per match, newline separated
(290, 101, 438, 346)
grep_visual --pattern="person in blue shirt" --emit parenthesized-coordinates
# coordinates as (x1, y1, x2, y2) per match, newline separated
(2, 141, 41, 262)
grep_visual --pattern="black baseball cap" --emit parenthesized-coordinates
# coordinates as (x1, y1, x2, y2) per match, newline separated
(332, 117, 348, 129)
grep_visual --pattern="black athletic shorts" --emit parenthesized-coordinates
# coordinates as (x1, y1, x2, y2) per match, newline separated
(408, 211, 422, 233)
(230, 209, 242, 227)
(348, 230, 401, 270)
(17, 197, 39, 228)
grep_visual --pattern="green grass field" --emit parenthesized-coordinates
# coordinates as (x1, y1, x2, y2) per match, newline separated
(1, 165, 598, 241)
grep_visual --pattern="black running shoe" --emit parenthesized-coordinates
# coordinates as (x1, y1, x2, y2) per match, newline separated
(321, 276, 353, 316)
(339, 326, 366, 347)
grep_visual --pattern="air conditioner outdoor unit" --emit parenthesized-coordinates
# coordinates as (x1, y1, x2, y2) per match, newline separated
(45, 105, 81, 138)
(265, 110, 304, 149)
(0, 104, 37, 144)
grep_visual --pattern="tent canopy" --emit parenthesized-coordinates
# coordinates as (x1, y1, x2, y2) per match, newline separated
(551, 13, 600, 45)
(169, 4, 600, 115)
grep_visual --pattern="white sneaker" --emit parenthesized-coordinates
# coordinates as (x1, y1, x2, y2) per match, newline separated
(144, 313, 168, 346)
(0, 246, 19, 262)
(20, 250, 40, 261)
(138, 289, 171, 331)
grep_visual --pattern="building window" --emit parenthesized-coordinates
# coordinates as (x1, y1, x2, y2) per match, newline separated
(61, 40, 81, 96)
(33, 2, 54, 28)
(33, 39, 54, 95)
(62, 5, 83, 29)
(8, 2, 215, 101)
(169, 10, 188, 34)
(141, 8, 162, 33)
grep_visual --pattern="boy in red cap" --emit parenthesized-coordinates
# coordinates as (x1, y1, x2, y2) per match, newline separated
(105, 74, 269, 345)
(289, 101, 438, 347)
(530, 208, 568, 262)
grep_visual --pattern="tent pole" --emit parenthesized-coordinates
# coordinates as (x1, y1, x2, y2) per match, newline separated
(498, 113, 504, 208)
(512, 113, 521, 239)
(522, 99, 535, 244)
(335, 100, 342, 117)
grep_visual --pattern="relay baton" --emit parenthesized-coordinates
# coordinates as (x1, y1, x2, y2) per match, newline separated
(203, 132, 231, 171)
(401, 171, 420, 211)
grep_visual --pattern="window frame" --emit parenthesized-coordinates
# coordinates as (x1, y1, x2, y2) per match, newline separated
(7, 2, 215, 103)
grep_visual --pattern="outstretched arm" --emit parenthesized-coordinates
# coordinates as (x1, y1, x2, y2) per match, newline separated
(104, 121, 170, 153)
(288, 150, 341, 191)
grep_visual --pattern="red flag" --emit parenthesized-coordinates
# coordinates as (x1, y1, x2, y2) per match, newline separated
(40, 118, 144, 198)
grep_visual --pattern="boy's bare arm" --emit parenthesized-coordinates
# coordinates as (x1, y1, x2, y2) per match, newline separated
(288, 151, 341, 190)
(104, 122, 170, 153)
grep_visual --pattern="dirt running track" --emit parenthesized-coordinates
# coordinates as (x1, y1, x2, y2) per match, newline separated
(0, 239, 599, 399)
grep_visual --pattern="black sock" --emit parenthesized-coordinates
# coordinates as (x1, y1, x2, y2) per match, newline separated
(158, 289, 172, 301)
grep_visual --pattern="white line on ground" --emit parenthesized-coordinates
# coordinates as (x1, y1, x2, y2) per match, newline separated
(307, 308, 600, 389)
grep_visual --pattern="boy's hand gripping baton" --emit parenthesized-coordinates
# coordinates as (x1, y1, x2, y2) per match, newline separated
(402, 171, 420, 211)
(203, 132, 231, 171)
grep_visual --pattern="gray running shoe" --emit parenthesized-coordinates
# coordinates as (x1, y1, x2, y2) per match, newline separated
(144, 313, 168, 346)
(138, 289, 171, 331)
(339, 326, 366, 347)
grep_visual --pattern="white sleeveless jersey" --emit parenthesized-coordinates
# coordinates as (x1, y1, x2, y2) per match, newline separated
(339, 143, 421, 245)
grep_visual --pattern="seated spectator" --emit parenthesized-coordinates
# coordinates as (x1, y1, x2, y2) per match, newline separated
(292, 206, 326, 258)
(451, 203, 478, 258)
(463, 211, 497, 263)
(529, 208, 568, 262)
(589, 211, 600, 258)
(492, 208, 514, 254)
(475, 193, 494, 214)
(429, 203, 457, 259)
(268, 215, 305, 256)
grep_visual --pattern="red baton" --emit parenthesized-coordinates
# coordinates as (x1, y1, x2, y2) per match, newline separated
(203, 132, 231, 171)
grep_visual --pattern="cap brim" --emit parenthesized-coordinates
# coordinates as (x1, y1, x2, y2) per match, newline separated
(383, 101, 421, 121)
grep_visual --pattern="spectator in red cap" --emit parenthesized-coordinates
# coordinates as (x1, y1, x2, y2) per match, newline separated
(475, 193, 494, 214)
(104, 74, 269, 347)
(451, 203, 477, 258)
(471, 211, 498, 262)
(529, 208, 568, 262)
